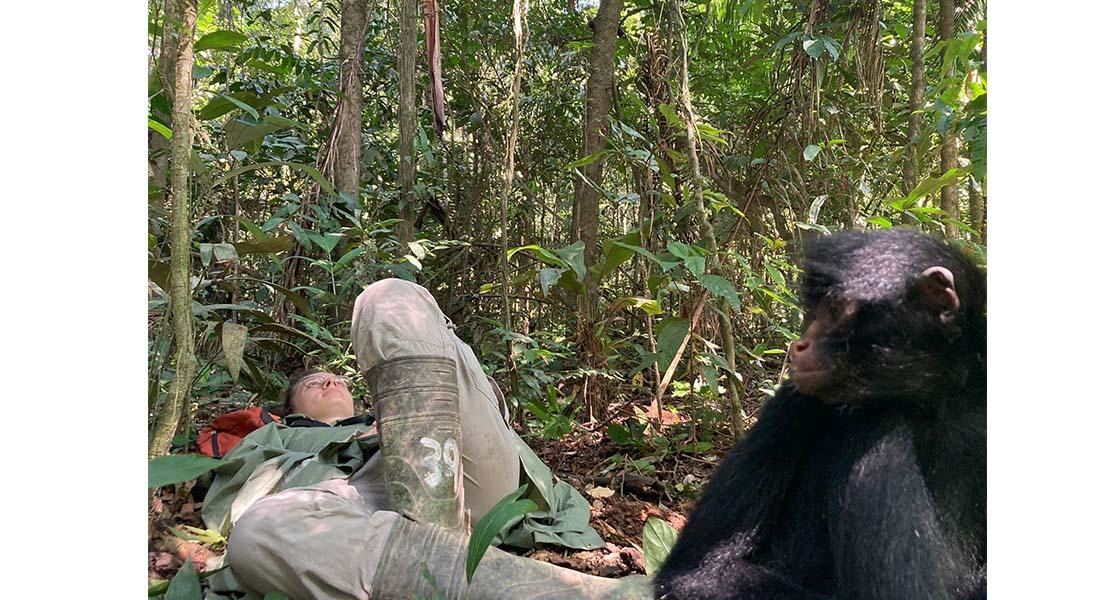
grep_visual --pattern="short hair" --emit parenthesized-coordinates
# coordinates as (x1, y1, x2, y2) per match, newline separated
(282, 367, 324, 415)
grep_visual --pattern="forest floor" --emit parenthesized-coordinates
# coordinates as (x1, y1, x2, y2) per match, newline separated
(148, 396, 751, 585)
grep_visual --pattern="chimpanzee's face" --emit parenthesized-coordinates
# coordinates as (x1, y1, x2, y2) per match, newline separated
(790, 262, 964, 407)
(789, 296, 861, 403)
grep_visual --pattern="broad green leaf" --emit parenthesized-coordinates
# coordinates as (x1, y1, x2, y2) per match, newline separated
(217, 93, 260, 119)
(407, 240, 427, 260)
(704, 351, 733, 374)
(149, 454, 222, 489)
(288, 221, 312, 250)
(305, 232, 342, 254)
(225, 119, 283, 150)
(803, 36, 839, 61)
(681, 441, 713, 454)
(166, 559, 202, 600)
(507, 244, 566, 268)
(656, 317, 690, 373)
(149, 260, 170, 291)
(264, 115, 306, 130)
(333, 246, 365, 270)
(696, 122, 729, 147)
(212, 243, 237, 262)
(608, 296, 662, 316)
(515, 436, 557, 511)
(613, 242, 676, 272)
(683, 256, 705, 277)
(197, 91, 262, 120)
(702, 362, 719, 394)
(803, 38, 824, 59)
(245, 278, 319, 317)
(553, 241, 587, 279)
(466, 483, 538, 583)
(556, 266, 585, 294)
(199, 243, 213, 267)
(618, 122, 644, 139)
(148, 118, 172, 140)
(194, 30, 248, 52)
(906, 167, 970, 203)
(221, 322, 248, 381)
(657, 103, 685, 129)
(538, 268, 563, 295)
(606, 423, 632, 444)
(667, 242, 695, 260)
(599, 231, 641, 281)
(642, 518, 679, 575)
(808, 194, 827, 223)
(867, 216, 893, 228)
(765, 264, 787, 288)
(214, 162, 336, 196)
(697, 274, 742, 311)
(250, 322, 334, 352)
(564, 150, 608, 170)
(803, 144, 822, 161)
(233, 235, 295, 255)
(148, 579, 169, 596)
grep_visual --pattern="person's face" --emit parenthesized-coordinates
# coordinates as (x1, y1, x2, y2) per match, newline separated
(291, 372, 355, 423)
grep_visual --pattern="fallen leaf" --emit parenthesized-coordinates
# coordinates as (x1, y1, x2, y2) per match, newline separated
(587, 486, 615, 499)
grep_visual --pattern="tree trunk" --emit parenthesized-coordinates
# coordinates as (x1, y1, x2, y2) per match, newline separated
(397, 0, 418, 244)
(667, 0, 744, 442)
(500, 0, 529, 396)
(149, 0, 198, 460)
(571, 0, 624, 420)
(968, 175, 985, 244)
(972, 31, 987, 245)
(424, 0, 446, 136)
(150, 0, 183, 211)
(902, 0, 926, 194)
(938, 0, 959, 237)
(276, 0, 368, 323)
(333, 0, 368, 201)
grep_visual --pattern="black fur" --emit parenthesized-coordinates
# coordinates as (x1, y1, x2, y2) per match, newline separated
(654, 230, 986, 600)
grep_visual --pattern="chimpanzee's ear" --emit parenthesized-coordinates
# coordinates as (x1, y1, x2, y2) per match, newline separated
(915, 266, 960, 323)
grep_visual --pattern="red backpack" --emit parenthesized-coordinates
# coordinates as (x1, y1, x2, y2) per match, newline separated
(197, 407, 281, 459)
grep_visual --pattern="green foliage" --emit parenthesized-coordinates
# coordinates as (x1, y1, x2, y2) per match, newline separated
(148, 0, 986, 475)
(523, 385, 580, 439)
(466, 483, 538, 583)
(642, 517, 680, 575)
(194, 30, 249, 52)
(148, 454, 222, 489)
(168, 525, 227, 548)
(165, 559, 200, 600)
(656, 317, 690, 373)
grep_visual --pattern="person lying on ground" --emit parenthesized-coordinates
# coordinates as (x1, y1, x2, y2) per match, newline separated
(200, 278, 647, 600)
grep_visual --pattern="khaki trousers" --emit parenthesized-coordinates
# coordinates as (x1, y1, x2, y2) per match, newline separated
(227, 279, 520, 599)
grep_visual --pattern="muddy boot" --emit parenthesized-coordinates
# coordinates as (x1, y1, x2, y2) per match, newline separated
(370, 516, 652, 600)
(366, 355, 465, 530)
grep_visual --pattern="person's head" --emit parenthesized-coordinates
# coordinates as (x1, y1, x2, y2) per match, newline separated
(282, 368, 356, 424)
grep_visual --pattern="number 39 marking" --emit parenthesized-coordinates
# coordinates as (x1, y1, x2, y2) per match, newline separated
(419, 437, 458, 490)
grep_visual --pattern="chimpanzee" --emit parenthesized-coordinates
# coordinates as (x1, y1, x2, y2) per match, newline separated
(654, 229, 986, 600)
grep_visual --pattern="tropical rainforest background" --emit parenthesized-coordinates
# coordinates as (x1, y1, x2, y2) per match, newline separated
(146, 0, 987, 591)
